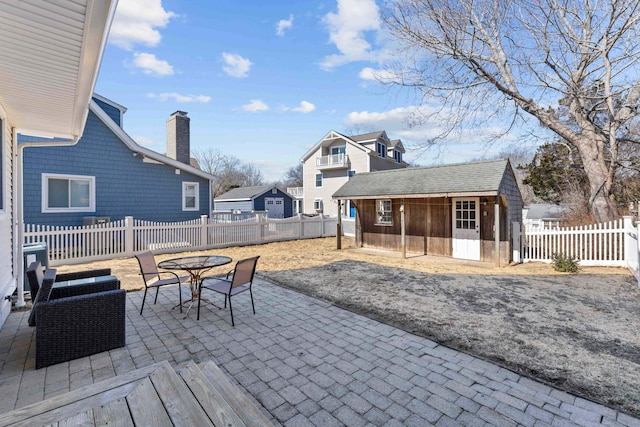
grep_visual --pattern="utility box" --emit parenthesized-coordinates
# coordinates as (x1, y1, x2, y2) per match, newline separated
(23, 242, 49, 293)
(83, 216, 111, 226)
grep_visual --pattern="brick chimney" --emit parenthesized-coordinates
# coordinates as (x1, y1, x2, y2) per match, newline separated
(166, 110, 190, 164)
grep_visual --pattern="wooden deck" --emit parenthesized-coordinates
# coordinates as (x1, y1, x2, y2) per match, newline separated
(0, 360, 273, 426)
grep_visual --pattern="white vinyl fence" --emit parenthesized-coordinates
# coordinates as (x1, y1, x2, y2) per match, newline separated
(522, 216, 640, 284)
(24, 214, 337, 266)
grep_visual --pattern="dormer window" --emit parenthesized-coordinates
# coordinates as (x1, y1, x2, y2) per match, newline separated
(393, 150, 402, 163)
(376, 141, 387, 158)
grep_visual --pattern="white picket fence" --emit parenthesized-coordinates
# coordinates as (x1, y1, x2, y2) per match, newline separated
(522, 217, 640, 281)
(23, 214, 337, 266)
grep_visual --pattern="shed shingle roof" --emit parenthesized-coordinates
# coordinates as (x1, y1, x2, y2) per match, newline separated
(215, 185, 275, 201)
(333, 159, 511, 199)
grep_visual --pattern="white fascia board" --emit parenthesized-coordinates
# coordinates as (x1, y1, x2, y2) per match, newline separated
(70, 0, 119, 139)
(214, 198, 251, 202)
(332, 191, 500, 200)
(89, 100, 215, 181)
(92, 93, 128, 114)
(300, 129, 370, 162)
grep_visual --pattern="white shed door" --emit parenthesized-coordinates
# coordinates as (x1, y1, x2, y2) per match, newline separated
(452, 197, 480, 260)
(265, 197, 284, 218)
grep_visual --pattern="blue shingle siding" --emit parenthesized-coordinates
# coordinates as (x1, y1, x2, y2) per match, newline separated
(22, 110, 210, 226)
(92, 97, 122, 126)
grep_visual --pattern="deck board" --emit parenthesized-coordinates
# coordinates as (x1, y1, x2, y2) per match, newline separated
(0, 359, 271, 427)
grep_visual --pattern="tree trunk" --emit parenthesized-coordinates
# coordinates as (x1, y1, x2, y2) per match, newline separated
(576, 139, 618, 222)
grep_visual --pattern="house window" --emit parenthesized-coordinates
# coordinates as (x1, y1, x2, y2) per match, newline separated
(376, 142, 387, 158)
(393, 150, 402, 163)
(331, 145, 346, 155)
(376, 199, 392, 225)
(313, 198, 323, 211)
(182, 182, 199, 211)
(42, 173, 95, 213)
(347, 169, 356, 179)
(315, 173, 323, 187)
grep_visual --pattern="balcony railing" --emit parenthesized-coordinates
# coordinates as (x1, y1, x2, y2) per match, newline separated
(316, 153, 348, 168)
(287, 187, 304, 198)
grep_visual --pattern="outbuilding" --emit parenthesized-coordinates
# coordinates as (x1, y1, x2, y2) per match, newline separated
(332, 159, 523, 265)
(214, 185, 295, 219)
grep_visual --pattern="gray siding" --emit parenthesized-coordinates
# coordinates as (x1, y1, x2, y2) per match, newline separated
(214, 200, 253, 212)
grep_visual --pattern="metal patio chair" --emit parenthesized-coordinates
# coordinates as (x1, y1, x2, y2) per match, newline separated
(135, 251, 189, 315)
(197, 256, 260, 325)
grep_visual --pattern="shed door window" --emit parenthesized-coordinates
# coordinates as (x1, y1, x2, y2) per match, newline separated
(183, 182, 199, 211)
(43, 174, 95, 212)
(376, 199, 392, 225)
(455, 200, 477, 229)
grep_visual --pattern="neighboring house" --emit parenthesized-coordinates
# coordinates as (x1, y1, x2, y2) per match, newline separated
(21, 97, 214, 226)
(333, 159, 523, 266)
(214, 185, 295, 219)
(0, 0, 117, 327)
(300, 130, 408, 217)
(523, 203, 569, 230)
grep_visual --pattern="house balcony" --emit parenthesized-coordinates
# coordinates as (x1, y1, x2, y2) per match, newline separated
(287, 187, 304, 198)
(316, 153, 349, 169)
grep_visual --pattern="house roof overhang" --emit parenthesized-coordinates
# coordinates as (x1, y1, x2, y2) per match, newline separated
(89, 100, 216, 182)
(0, 0, 118, 139)
(300, 130, 370, 162)
(333, 191, 500, 201)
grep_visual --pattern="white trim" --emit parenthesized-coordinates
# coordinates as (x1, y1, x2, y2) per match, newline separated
(182, 182, 200, 211)
(300, 130, 370, 162)
(42, 173, 96, 213)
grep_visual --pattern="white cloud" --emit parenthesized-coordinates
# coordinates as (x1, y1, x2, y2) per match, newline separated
(276, 14, 294, 36)
(132, 52, 174, 76)
(292, 101, 316, 113)
(222, 53, 252, 78)
(358, 67, 399, 82)
(242, 99, 269, 112)
(147, 92, 211, 103)
(109, 0, 175, 50)
(321, 0, 382, 69)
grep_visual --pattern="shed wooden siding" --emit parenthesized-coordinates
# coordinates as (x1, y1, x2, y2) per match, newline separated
(353, 196, 512, 263)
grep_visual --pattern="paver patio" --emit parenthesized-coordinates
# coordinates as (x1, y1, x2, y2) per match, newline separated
(0, 278, 638, 426)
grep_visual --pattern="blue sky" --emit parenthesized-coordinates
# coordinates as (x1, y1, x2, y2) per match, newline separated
(94, 0, 536, 182)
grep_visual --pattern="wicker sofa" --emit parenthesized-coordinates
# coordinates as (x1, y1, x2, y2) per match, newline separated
(26, 261, 126, 369)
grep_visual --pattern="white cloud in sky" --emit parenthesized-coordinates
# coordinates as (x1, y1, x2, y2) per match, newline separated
(242, 99, 269, 112)
(147, 92, 211, 103)
(321, 0, 382, 69)
(109, 0, 175, 50)
(358, 67, 399, 83)
(294, 101, 316, 113)
(132, 52, 174, 76)
(222, 53, 252, 78)
(276, 15, 294, 36)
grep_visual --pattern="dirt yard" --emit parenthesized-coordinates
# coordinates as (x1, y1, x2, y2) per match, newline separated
(57, 237, 640, 416)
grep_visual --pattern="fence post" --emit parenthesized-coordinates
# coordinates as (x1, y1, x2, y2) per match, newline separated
(200, 215, 208, 248)
(637, 222, 640, 288)
(624, 216, 633, 266)
(298, 213, 304, 238)
(512, 222, 521, 263)
(125, 216, 134, 256)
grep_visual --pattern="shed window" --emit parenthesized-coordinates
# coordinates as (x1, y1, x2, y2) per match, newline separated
(42, 173, 95, 213)
(182, 182, 199, 211)
(376, 199, 392, 225)
(376, 142, 387, 158)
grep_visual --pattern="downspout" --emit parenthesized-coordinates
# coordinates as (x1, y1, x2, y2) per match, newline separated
(14, 134, 81, 308)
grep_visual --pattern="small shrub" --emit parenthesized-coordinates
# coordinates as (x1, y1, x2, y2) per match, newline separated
(551, 253, 580, 273)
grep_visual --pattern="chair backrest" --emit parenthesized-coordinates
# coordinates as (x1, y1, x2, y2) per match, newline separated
(231, 256, 259, 289)
(27, 264, 57, 327)
(135, 252, 160, 286)
(26, 261, 44, 301)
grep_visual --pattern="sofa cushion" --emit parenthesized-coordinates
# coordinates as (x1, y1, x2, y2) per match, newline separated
(28, 268, 57, 327)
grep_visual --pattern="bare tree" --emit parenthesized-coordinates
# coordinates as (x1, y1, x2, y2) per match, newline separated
(193, 148, 264, 197)
(282, 163, 303, 187)
(382, 0, 640, 221)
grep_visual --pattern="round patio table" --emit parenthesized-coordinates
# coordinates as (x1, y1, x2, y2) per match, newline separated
(158, 255, 232, 315)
